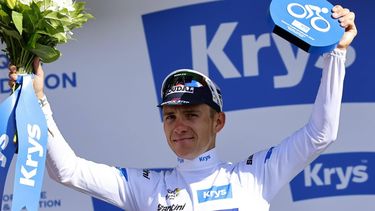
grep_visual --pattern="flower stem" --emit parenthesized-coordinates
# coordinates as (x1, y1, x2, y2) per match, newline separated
(7, 38, 35, 74)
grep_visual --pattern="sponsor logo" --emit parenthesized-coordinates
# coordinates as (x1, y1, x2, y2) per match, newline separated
(166, 85, 194, 96)
(177, 158, 184, 163)
(142, 168, 174, 181)
(197, 184, 232, 203)
(290, 152, 375, 201)
(246, 154, 253, 165)
(166, 188, 181, 200)
(304, 163, 367, 190)
(142, 0, 369, 114)
(158, 203, 186, 211)
(199, 154, 211, 162)
(20, 124, 43, 187)
(287, 3, 331, 33)
(0, 134, 9, 168)
(165, 98, 190, 105)
(143, 169, 150, 180)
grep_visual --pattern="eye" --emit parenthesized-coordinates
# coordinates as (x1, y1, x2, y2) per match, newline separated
(186, 113, 198, 119)
(164, 114, 176, 122)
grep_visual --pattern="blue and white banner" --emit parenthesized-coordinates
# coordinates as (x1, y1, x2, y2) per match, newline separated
(12, 75, 48, 211)
(0, 87, 19, 210)
(143, 0, 373, 113)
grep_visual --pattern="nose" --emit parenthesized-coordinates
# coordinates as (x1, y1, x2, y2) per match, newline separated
(173, 118, 188, 135)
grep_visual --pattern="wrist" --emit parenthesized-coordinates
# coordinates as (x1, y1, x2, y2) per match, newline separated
(36, 91, 45, 100)
(38, 95, 48, 107)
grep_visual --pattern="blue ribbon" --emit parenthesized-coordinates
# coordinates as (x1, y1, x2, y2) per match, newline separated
(10, 75, 48, 211)
(0, 87, 20, 210)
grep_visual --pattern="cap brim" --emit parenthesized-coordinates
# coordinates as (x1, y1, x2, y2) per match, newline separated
(157, 92, 205, 107)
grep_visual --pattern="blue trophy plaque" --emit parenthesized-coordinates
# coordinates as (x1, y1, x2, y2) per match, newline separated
(270, 0, 344, 53)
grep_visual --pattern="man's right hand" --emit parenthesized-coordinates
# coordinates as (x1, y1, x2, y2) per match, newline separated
(333, 5, 357, 50)
(8, 58, 45, 99)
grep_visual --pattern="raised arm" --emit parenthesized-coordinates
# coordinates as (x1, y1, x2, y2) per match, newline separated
(307, 4, 356, 149)
(258, 5, 357, 201)
(9, 60, 130, 209)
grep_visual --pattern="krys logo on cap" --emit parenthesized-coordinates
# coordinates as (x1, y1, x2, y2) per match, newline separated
(269, 0, 344, 53)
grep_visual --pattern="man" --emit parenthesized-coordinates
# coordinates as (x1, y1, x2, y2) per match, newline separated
(9, 5, 357, 211)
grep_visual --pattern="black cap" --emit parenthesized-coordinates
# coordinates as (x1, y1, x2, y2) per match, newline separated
(158, 69, 223, 112)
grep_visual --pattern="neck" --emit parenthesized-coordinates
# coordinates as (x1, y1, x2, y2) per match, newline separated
(176, 148, 220, 171)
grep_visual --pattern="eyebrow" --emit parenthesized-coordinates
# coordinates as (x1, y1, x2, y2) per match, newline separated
(163, 107, 202, 116)
(182, 109, 201, 114)
(163, 111, 175, 117)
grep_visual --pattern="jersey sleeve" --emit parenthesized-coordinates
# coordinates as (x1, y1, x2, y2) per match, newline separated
(42, 101, 137, 210)
(255, 49, 347, 201)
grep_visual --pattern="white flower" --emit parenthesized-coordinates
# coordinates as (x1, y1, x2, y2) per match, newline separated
(53, 0, 74, 11)
(41, 0, 75, 12)
(19, 0, 44, 6)
(19, 0, 33, 6)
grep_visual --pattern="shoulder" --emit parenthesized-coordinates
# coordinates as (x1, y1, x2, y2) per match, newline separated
(228, 148, 274, 173)
(117, 167, 175, 183)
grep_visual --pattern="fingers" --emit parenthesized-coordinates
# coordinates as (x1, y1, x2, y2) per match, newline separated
(332, 5, 355, 26)
(332, 5, 347, 18)
(8, 65, 17, 76)
(8, 65, 18, 88)
(333, 5, 358, 50)
(33, 57, 44, 77)
(8, 80, 15, 89)
(7, 58, 46, 96)
(339, 11, 355, 28)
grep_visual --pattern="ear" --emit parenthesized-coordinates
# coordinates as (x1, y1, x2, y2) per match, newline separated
(214, 112, 226, 133)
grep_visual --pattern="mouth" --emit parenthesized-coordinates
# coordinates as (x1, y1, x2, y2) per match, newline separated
(173, 137, 194, 143)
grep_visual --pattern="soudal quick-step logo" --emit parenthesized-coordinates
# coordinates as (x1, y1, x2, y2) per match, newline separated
(142, 0, 375, 112)
(166, 85, 194, 96)
(290, 152, 375, 201)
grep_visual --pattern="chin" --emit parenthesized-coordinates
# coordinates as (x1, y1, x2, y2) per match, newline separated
(175, 150, 196, 160)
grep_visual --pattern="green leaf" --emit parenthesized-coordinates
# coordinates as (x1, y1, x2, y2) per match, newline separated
(52, 32, 67, 43)
(0, 25, 22, 40)
(5, 0, 16, 9)
(12, 11, 23, 35)
(22, 2, 42, 33)
(22, 11, 35, 33)
(43, 21, 64, 36)
(73, 2, 85, 15)
(0, 9, 10, 25)
(26, 33, 41, 48)
(29, 43, 60, 63)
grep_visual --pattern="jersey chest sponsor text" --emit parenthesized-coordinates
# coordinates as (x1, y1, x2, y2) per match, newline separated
(197, 184, 232, 203)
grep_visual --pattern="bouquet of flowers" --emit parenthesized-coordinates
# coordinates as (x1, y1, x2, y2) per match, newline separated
(0, 0, 93, 74)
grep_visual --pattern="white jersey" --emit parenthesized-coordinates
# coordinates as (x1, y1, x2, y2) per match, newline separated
(44, 49, 346, 211)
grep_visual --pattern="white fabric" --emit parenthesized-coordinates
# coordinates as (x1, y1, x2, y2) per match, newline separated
(44, 49, 346, 211)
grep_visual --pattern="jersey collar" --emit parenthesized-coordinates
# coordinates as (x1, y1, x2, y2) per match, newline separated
(176, 148, 220, 171)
